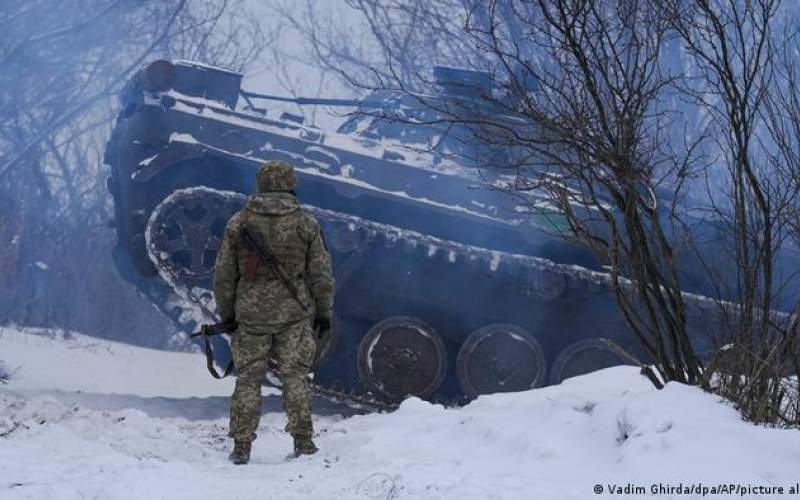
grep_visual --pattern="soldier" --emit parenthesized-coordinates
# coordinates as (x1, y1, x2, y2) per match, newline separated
(213, 160, 335, 465)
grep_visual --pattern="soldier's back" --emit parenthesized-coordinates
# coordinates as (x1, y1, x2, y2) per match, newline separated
(229, 192, 318, 328)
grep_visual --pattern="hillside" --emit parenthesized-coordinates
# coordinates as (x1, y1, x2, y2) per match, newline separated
(2, 328, 800, 499)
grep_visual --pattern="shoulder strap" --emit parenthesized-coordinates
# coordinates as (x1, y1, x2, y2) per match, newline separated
(239, 221, 310, 312)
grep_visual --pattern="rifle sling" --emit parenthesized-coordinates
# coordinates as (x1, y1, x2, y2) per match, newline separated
(190, 326, 235, 379)
(240, 225, 310, 312)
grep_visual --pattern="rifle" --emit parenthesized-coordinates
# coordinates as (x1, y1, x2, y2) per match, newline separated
(239, 225, 310, 312)
(190, 321, 238, 379)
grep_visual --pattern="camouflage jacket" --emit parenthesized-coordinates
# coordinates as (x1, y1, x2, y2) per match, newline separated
(213, 192, 334, 328)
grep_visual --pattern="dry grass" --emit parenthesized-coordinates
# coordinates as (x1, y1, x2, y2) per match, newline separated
(705, 335, 800, 428)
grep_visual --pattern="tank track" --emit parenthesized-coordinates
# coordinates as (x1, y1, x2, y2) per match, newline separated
(124, 272, 207, 351)
(144, 187, 618, 410)
(311, 208, 612, 293)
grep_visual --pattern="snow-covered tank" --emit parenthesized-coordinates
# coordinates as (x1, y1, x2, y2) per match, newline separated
(105, 59, 658, 405)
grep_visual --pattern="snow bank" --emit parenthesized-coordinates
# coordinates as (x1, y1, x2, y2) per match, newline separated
(0, 327, 235, 398)
(2, 327, 800, 499)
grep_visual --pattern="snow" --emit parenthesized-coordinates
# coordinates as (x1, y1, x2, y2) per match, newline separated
(169, 132, 199, 144)
(0, 327, 233, 398)
(174, 59, 240, 76)
(305, 146, 340, 169)
(138, 154, 158, 167)
(489, 251, 501, 272)
(164, 90, 475, 181)
(293, 167, 517, 224)
(174, 135, 521, 226)
(146, 87, 572, 228)
(3, 327, 800, 499)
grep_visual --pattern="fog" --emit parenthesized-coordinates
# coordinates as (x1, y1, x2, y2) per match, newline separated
(0, 0, 269, 347)
(2, 0, 800, 361)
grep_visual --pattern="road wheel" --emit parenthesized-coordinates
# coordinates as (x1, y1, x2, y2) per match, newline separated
(549, 338, 638, 384)
(457, 323, 546, 399)
(357, 316, 447, 401)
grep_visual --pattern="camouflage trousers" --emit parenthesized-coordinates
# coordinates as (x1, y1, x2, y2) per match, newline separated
(228, 319, 317, 443)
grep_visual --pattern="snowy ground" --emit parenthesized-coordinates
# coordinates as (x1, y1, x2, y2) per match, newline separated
(2, 328, 800, 500)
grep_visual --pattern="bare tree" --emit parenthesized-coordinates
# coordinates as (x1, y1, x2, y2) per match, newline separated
(0, 0, 266, 180)
(268, 0, 479, 92)
(658, 0, 800, 425)
(0, 0, 269, 346)
(757, 23, 800, 427)
(280, 0, 706, 388)
(484, 0, 708, 387)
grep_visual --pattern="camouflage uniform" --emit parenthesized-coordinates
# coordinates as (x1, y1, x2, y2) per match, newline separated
(213, 160, 334, 447)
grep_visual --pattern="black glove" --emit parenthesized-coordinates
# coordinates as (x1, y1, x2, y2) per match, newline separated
(314, 316, 333, 343)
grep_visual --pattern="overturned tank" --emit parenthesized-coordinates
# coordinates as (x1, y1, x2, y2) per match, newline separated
(105, 59, 682, 406)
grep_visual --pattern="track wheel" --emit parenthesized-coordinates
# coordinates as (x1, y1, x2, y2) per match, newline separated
(549, 338, 637, 384)
(147, 187, 245, 287)
(358, 316, 446, 401)
(457, 324, 546, 399)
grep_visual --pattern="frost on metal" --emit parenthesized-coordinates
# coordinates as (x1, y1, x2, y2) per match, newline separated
(146, 186, 614, 309)
(138, 155, 158, 167)
(144, 185, 724, 348)
(169, 132, 199, 144)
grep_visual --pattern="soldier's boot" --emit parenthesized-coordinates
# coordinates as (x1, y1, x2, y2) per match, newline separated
(229, 440, 251, 465)
(288, 435, 318, 458)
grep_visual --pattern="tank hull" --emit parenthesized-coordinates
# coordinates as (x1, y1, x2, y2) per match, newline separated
(106, 60, 746, 405)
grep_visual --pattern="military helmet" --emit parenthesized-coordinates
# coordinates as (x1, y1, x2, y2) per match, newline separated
(257, 160, 297, 192)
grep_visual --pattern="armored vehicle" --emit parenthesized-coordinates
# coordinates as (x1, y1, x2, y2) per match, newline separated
(105, 60, 684, 405)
